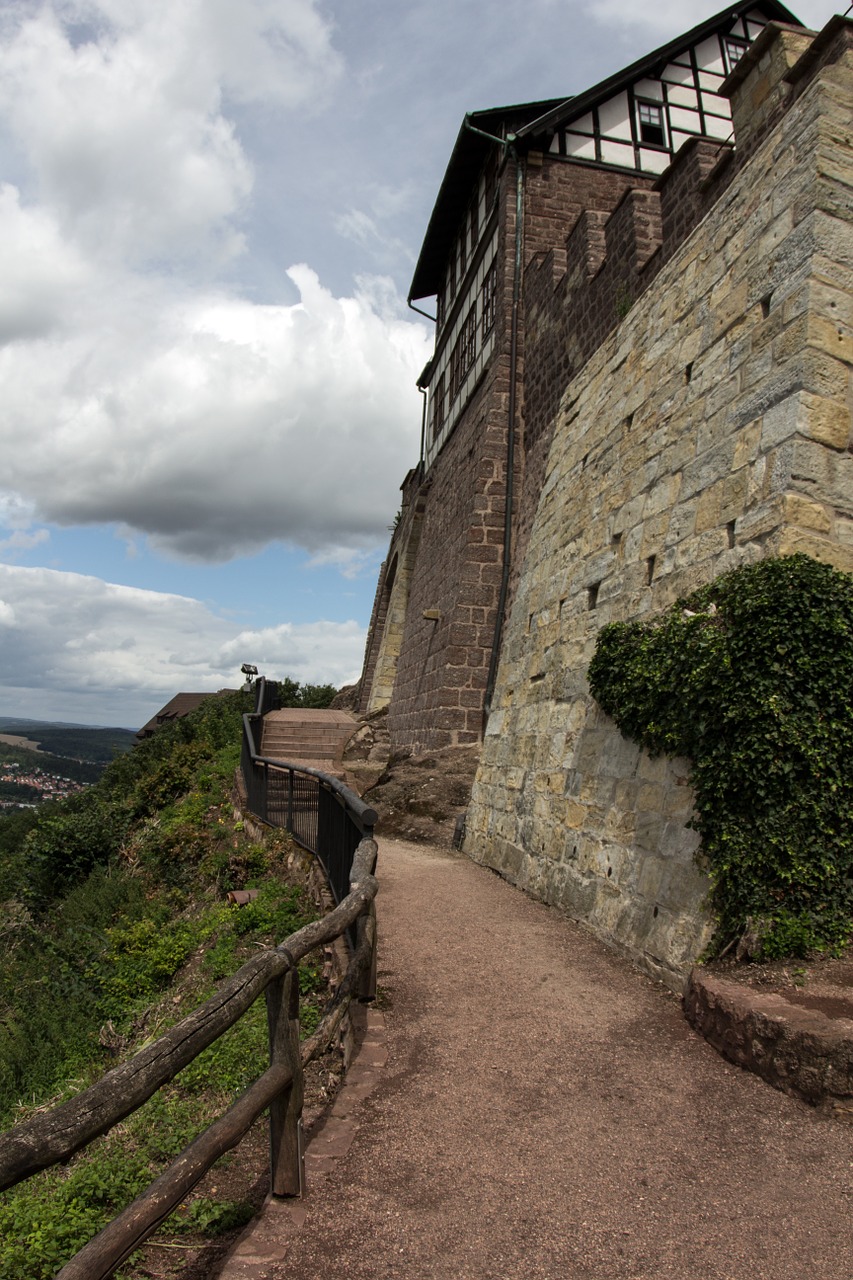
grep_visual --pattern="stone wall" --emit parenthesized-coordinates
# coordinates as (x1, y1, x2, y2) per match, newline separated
(464, 25, 853, 989)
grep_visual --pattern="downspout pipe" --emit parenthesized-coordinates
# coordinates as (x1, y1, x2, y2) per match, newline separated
(408, 299, 436, 323)
(418, 385, 428, 471)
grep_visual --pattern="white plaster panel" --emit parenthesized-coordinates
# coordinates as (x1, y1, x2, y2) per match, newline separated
(600, 138, 634, 167)
(662, 61, 693, 86)
(666, 84, 698, 108)
(670, 130, 694, 152)
(635, 77, 664, 102)
(549, 135, 560, 154)
(565, 133, 597, 161)
(668, 105, 701, 132)
(570, 111, 594, 135)
(698, 69, 724, 89)
(702, 92, 730, 118)
(598, 92, 632, 139)
(695, 36, 724, 74)
(704, 114, 733, 140)
(638, 148, 670, 174)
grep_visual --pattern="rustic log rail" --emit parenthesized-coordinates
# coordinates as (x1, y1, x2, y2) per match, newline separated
(0, 834, 378, 1280)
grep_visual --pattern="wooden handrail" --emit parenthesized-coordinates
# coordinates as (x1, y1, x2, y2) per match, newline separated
(0, 835, 379, 1280)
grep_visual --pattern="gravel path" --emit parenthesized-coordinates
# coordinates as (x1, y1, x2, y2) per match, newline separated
(222, 836, 853, 1280)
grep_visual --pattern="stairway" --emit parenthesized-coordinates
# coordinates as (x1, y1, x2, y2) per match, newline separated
(259, 709, 356, 779)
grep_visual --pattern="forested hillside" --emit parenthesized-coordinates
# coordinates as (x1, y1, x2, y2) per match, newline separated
(0, 688, 328, 1278)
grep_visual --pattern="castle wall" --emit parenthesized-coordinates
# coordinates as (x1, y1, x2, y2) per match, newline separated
(464, 29, 853, 988)
(380, 172, 519, 751)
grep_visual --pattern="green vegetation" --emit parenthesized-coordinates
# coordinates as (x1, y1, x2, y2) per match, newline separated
(0, 720, 136, 765)
(0, 689, 326, 1277)
(588, 555, 853, 960)
(274, 678, 338, 709)
(0, 741, 102, 787)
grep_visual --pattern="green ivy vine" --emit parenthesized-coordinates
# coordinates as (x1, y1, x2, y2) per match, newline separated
(588, 554, 853, 959)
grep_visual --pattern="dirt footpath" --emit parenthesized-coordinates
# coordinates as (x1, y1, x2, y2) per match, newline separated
(219, 838, 853, 1280)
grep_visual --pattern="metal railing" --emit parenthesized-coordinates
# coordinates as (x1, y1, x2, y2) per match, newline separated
(241, 680, 377, 907)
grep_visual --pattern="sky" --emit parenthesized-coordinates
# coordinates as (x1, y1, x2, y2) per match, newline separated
(0, 0, 841, 728)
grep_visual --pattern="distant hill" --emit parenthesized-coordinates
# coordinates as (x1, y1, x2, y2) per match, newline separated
(0, 719, 136, 765)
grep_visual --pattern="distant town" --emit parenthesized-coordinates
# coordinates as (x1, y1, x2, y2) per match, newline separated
(0, 761, 87, 809)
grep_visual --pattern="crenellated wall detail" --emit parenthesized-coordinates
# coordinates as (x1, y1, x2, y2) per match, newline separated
(464, 24, 853, 988)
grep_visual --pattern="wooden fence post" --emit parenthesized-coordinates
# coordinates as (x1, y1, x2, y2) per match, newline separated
(358, 903, 377, 1002)
(266, 966, 304, 1197)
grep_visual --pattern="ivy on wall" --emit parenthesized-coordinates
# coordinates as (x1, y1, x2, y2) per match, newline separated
(588, 554, 853, 959)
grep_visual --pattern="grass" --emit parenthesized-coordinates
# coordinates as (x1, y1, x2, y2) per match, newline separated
(0, 693, 332, 1278)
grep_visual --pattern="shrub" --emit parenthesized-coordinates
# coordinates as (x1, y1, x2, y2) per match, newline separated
(588, 554, 853, 958)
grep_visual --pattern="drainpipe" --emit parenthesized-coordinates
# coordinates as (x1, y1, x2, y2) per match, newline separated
(418, 385, 428, 471)
(408, 300, 436, 323)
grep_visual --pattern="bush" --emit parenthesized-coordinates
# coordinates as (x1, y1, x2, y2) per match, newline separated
(588, 554, 853, 958)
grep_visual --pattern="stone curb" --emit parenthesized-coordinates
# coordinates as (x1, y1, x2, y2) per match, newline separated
(683, 968, 853, 1119)
(214, 1003, 388, 1278)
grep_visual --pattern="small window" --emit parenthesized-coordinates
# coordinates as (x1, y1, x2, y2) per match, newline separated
(481, 260, 497, 341)
(432, 374, 446, 437)
(449, 306, 477, 402)
(637, 100, 666, 149)
(723, 36, 749, 75)
(436, 288, 445, 332)
(483, 151, 497, 212)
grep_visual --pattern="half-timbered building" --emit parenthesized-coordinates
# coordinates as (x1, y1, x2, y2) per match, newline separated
(359, 2, 803, 753)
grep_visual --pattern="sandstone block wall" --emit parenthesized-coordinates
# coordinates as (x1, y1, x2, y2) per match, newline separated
(465, 28, 853, 989)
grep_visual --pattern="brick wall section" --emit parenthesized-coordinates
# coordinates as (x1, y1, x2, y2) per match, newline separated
(357, 556, 389, 716)
(464, 27, 853, 989)
(362, 20, 853, 761)
(383, 172, 519, 751)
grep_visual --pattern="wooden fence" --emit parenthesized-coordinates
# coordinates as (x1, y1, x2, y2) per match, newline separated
(0, 836, 379, 1280)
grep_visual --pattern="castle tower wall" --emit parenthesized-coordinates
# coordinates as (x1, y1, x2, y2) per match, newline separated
(464, 22, 853, 988)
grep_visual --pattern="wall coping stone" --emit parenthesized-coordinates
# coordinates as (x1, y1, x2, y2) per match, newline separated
(684, 969, 853, 1117)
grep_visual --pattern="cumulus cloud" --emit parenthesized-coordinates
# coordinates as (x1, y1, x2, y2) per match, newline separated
(0, 1, 431, 568)
(0, 0, 342, 267)
(0, 563, 365, 725)
(0, 264, 429, 562)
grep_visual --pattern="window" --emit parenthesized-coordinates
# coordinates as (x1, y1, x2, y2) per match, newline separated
(723, 35, 749, 75)
(469, 200, 478, 255)
(637, 100, 666, 148)
(481, 260, 497, 342)
(436, 287, 445, 332)
(448, 255, 456, 301)
(449, 306, 477, 402)
(431, 374, 446, 437)
(483, 151, 497, 213)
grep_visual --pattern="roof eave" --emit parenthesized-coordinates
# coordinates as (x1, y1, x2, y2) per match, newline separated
(516, 0, 803, 142)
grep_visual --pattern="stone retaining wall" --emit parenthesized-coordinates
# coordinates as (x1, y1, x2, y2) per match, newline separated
(464, 28, 853, 987)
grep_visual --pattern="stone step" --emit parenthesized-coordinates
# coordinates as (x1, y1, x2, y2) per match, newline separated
(258, 709, 356, 778)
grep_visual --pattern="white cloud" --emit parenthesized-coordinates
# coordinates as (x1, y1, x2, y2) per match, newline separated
(0, 264, 429, 561)
(0, 563, 365, 725)
(0, 184, 88, 341)
(0, 1, 430, 569)
(0, 1, 342, 268)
